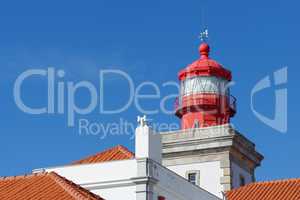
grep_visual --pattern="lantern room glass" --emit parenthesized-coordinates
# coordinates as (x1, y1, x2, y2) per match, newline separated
(181, 76, 229, 96)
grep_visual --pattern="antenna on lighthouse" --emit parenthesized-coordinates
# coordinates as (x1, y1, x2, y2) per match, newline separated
(199, 5, 209, 43)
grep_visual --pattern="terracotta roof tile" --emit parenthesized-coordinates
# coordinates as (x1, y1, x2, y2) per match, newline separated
(0, 172, 104, 200)
(226, 178, 300, 200)
(72, 145, 134, 165)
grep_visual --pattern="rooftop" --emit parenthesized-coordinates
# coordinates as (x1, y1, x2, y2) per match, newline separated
(226, 178, 300, 200)
(72, 145, 134, 165)
(0, 172, 104, 200)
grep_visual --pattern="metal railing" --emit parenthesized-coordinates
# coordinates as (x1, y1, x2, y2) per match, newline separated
(174, 94, 237, 113)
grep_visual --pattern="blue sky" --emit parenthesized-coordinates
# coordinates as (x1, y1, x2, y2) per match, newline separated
(0, 0, 299, 181)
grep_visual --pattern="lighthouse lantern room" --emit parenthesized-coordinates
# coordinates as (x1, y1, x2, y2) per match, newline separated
(175, 42, 236, 129)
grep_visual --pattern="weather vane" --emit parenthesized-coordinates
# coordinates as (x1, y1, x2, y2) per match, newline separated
(137, 115, 148, 127)
(199, 28, 209, 42)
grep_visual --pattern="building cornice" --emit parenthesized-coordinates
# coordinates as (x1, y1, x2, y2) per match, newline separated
(161, 124, 263, 168)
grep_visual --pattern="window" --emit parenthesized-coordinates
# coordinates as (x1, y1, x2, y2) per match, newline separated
(239, 175, 245, 186)
(182, 76, 229, 95)
(186, 170, 200, 185)
(185, 170, 200, 186)
(188, 173, 197, 185)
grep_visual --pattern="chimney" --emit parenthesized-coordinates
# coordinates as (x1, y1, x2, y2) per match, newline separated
(135, 115, 162, 163)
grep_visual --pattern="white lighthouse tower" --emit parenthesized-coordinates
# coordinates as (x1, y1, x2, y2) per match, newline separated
(160, 41, 264, 198)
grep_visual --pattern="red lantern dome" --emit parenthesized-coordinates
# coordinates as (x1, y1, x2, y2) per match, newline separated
(178, 43, 232, 81)
(175, 43, 236, 129)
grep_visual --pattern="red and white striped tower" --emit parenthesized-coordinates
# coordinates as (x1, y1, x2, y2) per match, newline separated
(175, 42, 236, 129)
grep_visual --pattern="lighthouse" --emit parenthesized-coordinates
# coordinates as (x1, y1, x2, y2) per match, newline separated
(175, 42, 236, 129)
(161, 41, 263, 198)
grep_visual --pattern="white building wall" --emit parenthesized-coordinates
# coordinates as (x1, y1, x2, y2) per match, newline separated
(92, 186, 136, 200)
(231, 162, 252, 189)
(167, 161, 223, 198)
(42, 159, 137, 200)
(34, 156, 221, 200)
(150, 160, 219, 200)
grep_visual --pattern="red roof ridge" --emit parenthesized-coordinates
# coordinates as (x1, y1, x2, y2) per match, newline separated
(229, 178, 300, 191)
(48, 172, 104, 200)
(72, 145, 134, 165)
(254, 177, 300, 184)
(115, 145, 135, 157)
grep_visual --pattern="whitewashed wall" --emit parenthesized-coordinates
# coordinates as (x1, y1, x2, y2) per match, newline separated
(92, 186, 136, 200)
(43, 159, 137, 200)
(167, 161, 222, 198)
(149, 160, 220, 200)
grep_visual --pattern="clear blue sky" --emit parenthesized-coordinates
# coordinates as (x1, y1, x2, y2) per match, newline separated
(0, 0, 299, 181)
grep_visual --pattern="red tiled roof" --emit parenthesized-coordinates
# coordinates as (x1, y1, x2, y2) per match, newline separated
(72, 145, 134, 165)
(0, 172, 104, 200)
(226, 178, 300, 200)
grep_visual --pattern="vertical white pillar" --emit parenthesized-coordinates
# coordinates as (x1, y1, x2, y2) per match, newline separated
(135, 115, 162, 164)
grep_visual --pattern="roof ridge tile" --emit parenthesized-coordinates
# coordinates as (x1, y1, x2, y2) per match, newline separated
(72, 145, 134, 165)
(48, 172, 104, 200)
